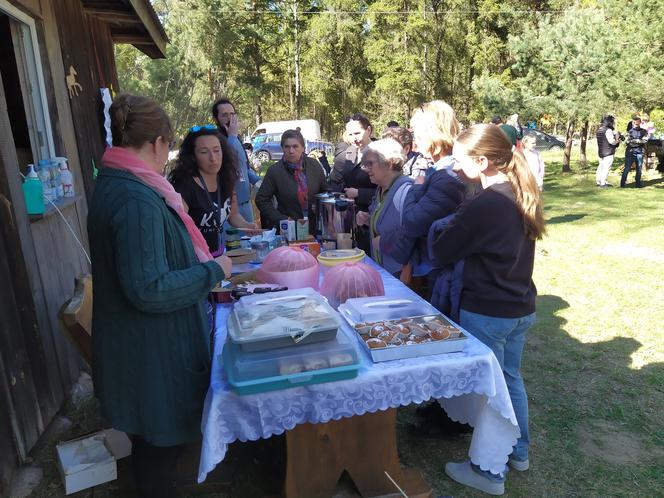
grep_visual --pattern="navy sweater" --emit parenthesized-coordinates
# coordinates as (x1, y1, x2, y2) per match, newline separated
(432, 182, 537, 318)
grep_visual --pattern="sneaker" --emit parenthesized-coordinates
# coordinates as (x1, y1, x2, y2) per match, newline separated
(445, 461, 505, 496)
(508, 456, 529, 471)
(598, 184, 610, 189)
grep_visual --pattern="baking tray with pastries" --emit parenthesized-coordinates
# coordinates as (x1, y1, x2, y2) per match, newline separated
(352, 315, 467, 362)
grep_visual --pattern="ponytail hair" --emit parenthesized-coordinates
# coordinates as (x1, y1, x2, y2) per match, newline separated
(456, 124, 546, 240)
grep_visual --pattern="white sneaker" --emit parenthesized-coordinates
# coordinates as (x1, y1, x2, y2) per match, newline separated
(445, 461, 504, 496)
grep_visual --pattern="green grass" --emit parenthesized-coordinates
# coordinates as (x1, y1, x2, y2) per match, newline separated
(22, 149, 664, 497)
(396, 150, 664, 498)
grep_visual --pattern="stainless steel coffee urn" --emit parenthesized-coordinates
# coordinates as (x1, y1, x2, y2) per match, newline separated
(314, 192, 356, 249)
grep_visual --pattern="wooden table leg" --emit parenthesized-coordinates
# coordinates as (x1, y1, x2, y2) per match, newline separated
(284, 409, 432, 498)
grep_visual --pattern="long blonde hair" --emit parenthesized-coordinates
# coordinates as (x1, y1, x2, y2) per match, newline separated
(410, 100, 460, 159)
(456, 124, 546, 240)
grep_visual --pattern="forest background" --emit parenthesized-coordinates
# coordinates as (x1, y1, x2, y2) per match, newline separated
(115, 0, 664, 169)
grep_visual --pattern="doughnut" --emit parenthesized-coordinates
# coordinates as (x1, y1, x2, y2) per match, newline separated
(430, 328, 450, 341)
(369, 324, 390, 337)
(366, 338, 387, 349)
(393, 323, 411, 337)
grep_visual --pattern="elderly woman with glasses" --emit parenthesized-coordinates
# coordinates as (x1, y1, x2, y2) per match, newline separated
(170, 125, 256, 257)
(355, 138, 413, 276)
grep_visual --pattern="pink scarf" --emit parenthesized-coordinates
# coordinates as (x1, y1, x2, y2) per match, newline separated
(102, 147, 212, 262)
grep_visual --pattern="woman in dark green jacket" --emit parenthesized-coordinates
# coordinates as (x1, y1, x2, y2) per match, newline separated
(88, 94, 231, 498)
(255, 129, 328, 234)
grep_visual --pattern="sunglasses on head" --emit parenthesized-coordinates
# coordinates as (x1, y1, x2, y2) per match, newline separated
(189, 124, 217, 133)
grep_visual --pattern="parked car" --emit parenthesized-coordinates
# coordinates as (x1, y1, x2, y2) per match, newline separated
(252, 133, 334, 163)
(523, 128, 565, 151)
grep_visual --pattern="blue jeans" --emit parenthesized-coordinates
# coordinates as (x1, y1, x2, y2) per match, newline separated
(621, 149, 644, 187)
(460, 309, 536, 464)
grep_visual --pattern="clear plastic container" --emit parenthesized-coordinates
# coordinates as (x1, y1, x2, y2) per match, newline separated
(319, 262, 385, 309)
(338, 296, 439, 324)
(222, 325, 361, 394)
(230, 288, 340, 351)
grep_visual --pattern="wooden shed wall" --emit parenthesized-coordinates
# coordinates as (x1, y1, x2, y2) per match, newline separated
(0, 0, 123, 494)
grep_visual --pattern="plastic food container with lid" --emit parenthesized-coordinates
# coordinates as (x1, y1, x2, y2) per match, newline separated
(317, 248, 365, 274)
(338, 296, 439, 325)
(221, 325, 361, 395)
(229, 288, 340, 351)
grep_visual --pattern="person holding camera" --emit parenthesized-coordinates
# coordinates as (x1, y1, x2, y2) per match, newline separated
(621, 114, 648, 188)
(595, 115, 621, 188)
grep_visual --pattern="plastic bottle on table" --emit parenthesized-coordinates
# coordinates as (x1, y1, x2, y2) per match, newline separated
(51, 159, 64, 199)
(37, 159, 55, 203)
(22, 164, 44, 214)
(56, 157, 75, 197)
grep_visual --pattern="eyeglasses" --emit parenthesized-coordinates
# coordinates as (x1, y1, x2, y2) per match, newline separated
(361, 159, 380, 170)
(189, 124, 217, 133)
(151, 137, 177, 151)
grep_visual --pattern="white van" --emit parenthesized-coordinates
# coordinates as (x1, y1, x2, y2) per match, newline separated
(251, 119, 321, 141)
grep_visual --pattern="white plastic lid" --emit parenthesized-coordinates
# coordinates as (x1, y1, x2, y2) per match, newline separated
(340, 296, 438, 323)
(231, 288, 340, 343)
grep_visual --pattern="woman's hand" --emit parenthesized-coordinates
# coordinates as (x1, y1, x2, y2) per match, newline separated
(214, 255, 233, 279)
(356, 211, 369, 226)
(344, 187, 359, 199)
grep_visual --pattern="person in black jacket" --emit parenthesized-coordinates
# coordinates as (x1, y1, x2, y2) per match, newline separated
(435, 124, 546, 496)
(595, 115, 620, 188)
(255, 129, 327, 233)
(621, 115, 649, 188)
(329, 114, 377, 252)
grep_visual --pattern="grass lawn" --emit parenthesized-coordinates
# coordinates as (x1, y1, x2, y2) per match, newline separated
(20, 148, 664, 498)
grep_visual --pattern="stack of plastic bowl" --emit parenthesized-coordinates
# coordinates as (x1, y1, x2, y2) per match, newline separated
(257, 246, 320, 290)
(319, 262, 384, 309)
(317, 248, 365, 274)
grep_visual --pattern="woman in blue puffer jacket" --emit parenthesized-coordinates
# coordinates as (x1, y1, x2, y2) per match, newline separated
(391, 100, 466, 301)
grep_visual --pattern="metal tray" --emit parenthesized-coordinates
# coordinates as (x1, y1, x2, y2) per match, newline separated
(349, 314, 468, 362)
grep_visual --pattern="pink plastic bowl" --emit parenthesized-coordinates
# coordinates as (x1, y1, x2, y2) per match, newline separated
(257, 246, 320, 290)
(319, 262, 385, 309)
(261, 246, 318, 272)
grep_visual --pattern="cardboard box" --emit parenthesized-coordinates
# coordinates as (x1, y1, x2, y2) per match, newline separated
(296, 217, 309, 240)
(279, 219, 296, 241)
(56, 429, 132, 495)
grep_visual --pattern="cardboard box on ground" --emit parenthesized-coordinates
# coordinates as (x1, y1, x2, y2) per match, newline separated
(56, 429, 132, 495)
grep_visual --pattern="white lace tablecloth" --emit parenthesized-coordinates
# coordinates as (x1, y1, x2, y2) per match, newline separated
(198, 262, 519, 482)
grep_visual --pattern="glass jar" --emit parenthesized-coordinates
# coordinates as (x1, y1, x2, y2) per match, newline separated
(225, 228, 241, 252)
(251, 240, 270, 262)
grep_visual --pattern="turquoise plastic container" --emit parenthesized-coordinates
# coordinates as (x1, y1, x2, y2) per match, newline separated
(22, 165, 45, 214)
(222, 326, 361, 395)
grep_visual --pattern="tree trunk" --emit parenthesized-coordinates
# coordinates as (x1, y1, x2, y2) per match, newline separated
(562, 119, 575, 172)
(579, 120, 589, 168)
(255, 102, 262, 127)
(293, 0, 301, 119)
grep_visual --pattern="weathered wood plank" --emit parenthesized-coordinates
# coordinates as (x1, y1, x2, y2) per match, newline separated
(0, 350, 20, 498)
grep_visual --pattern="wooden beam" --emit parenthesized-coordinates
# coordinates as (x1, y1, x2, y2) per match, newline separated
(84, 9, 143, 24)
(112, 34, 154, 45)
(127, 0, 167, 58)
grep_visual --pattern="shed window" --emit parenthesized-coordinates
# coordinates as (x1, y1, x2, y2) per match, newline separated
(0, 1, 55, 173)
